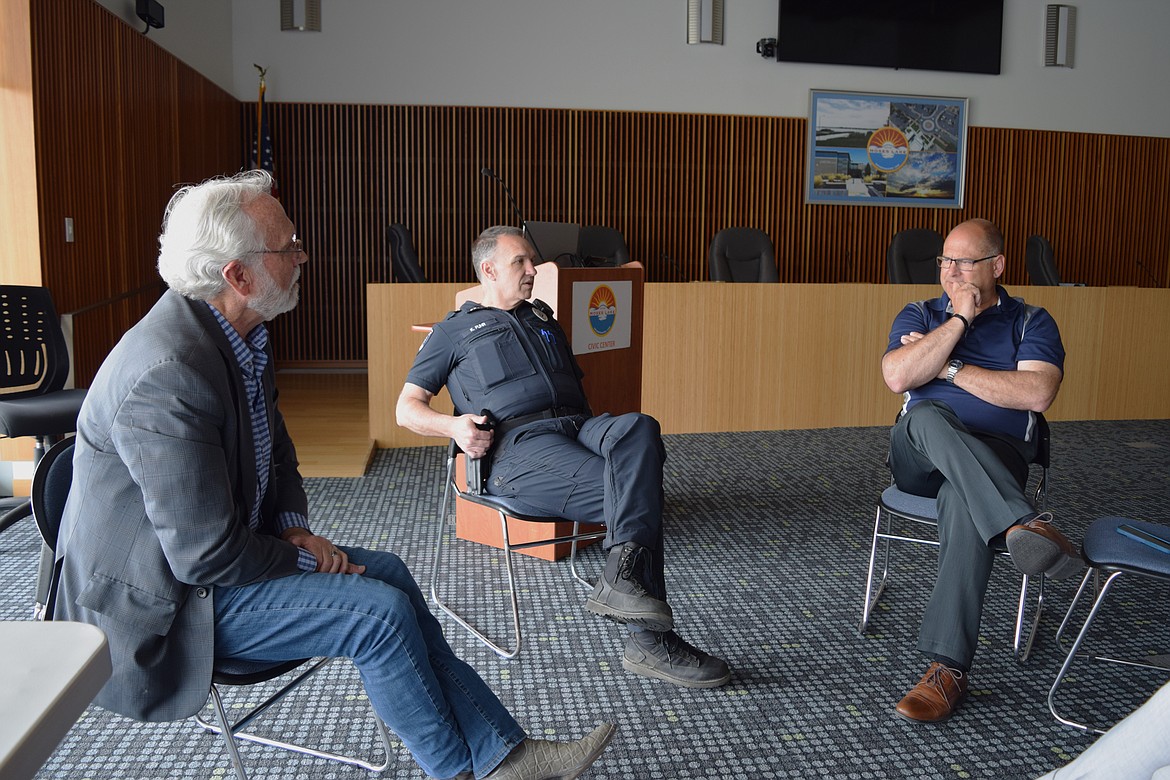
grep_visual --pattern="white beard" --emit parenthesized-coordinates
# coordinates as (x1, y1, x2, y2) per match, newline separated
(249, 265, 300, 321)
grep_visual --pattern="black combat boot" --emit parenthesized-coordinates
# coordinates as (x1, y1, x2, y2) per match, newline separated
(585, 542, 673, 631)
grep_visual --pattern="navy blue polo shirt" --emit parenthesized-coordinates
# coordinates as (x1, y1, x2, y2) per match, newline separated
(885, 286, 1064, 442)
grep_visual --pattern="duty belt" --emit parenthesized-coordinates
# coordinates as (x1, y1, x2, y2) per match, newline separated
(495, 407, 588, 439)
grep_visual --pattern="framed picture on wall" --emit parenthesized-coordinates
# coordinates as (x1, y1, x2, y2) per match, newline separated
(805, 89, 969, 208)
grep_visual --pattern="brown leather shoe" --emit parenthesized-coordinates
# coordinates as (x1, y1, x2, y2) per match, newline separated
(1006, 512, 1083, 579)
(895, 662, 968, 723)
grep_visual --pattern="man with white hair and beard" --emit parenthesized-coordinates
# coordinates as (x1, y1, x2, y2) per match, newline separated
(54, 170, 615, 780)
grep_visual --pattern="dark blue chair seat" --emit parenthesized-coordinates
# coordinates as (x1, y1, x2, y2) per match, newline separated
(1081, 516, 1170, 577)
(1049, 516, 1170, 734)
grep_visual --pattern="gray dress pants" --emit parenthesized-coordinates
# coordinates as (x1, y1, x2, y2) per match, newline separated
(889, 400, 1037, 668)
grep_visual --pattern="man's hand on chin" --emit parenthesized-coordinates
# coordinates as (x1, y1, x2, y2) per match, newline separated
(945, 280, 981, 315)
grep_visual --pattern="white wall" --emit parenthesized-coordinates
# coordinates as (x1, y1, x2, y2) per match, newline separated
(92, 0, 235, 92)
(98, 0, 1170, 137)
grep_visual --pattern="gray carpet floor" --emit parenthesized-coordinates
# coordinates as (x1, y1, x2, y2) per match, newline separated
(2, 421, 1169, 779)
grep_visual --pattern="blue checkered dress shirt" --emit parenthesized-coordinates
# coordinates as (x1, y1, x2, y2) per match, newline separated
(208, 304, 316, 572)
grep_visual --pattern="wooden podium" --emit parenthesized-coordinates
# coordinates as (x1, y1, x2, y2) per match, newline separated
(454, 261, 644, 559)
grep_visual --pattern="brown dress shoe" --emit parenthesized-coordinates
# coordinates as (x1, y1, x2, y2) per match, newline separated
(895, 662, 968, 723)
(1006, 512, 1084, 579)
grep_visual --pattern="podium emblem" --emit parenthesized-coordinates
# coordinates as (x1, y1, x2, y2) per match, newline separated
(571, 280, 631, 355)
(588, 285, 617, 336)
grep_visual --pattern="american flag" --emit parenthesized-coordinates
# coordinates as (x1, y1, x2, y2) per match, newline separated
(252, 76, 279, 199)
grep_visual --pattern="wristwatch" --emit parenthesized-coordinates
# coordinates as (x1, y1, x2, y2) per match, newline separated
(946, 359, 964, 384)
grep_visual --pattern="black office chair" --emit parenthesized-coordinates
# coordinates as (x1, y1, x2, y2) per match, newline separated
(886, 229, 944, 284)
(0, 285, 87, 533)
(1048, 516, 1170, 734)
(1026, 235, 1062, 286)
(387, 223, 427, 283)
(708, 228, 778, 282)
(31, 436, 74, 620)
(431, 439, 606, 659)
(577, 225, 630, 267)
(859, 414, 1052, 662)
(31, 437, 396, 780)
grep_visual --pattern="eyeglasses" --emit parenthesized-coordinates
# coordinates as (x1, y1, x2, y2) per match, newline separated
(248, 234, 305, 255)
(936, 253, 998, 270)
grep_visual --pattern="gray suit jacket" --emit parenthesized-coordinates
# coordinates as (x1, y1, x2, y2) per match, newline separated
(55, 290, 307, 721)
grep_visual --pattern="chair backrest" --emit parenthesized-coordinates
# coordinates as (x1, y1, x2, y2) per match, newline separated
(1033, 412, 1051, 470)
(31, 437, 75, 618)
(1025, 234, 1061, 286)
(387, 223, 428, 283)
(1031, 412, 1052, 508)
(0, 285, 72, 399)
(577, 225, 630, 267)
(708, 228, 778, 282)
(886, 229, 944, 284)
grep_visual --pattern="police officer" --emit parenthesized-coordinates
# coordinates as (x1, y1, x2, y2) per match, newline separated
(397, 225, 730, 689)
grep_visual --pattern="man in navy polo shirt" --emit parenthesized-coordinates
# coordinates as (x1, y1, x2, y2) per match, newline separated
(881, 218, 1082, 724)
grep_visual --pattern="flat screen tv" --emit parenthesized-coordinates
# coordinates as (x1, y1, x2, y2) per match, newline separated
(776, 0, 1004, 75)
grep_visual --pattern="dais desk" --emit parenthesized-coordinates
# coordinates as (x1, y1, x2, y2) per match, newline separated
(370, 283, 1170, 448)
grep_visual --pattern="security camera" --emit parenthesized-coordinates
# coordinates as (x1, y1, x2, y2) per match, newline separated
(756, 37, 776, 59)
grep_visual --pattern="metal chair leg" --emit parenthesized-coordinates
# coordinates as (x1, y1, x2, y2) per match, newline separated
(430, 457, 522, 658)
(0, 498, 32, 533)
(198, 659, 395, 778)
(430, 451, 603, 658)
(569, 523, 597, 590)
(1013, 573, 1045, 663)
(430, 451, 524, 658)
(1048, 570, 1123, 735)
(209, 681, 250, 780)
(859, 505, 892, 635)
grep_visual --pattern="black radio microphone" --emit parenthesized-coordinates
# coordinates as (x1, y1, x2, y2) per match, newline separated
(480, 166, 548, 263)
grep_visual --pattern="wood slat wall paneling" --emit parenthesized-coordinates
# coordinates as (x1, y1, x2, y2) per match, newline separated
(31, 0, 241, 384)
(251, 103, 1169, 365)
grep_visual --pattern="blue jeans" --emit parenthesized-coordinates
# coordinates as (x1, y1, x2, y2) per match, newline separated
(214, 546, 525, 779)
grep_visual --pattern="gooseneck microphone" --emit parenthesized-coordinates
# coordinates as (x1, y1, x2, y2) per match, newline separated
(1135, 256, 1163, 288)
(480, 167, 526, 226)
(480, 166, 547, 262)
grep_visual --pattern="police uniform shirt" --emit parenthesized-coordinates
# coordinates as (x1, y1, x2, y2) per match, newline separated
(885, 285, 1065, 442)
(407, 299, 590, 423)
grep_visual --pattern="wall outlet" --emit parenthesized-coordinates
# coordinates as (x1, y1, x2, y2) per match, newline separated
(65, 217, 75, 243)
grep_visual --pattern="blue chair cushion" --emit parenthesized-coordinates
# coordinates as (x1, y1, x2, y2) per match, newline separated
(1083, 516, 1170, 578)
(880, 485, 940, 522)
